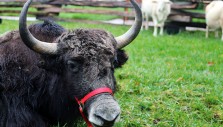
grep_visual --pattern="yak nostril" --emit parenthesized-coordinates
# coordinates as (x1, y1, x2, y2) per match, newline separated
(94, 107, 120, 123)
(95, 112, 120, 123)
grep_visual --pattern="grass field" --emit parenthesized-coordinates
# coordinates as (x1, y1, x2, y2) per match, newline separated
(0, 15, 223, 127)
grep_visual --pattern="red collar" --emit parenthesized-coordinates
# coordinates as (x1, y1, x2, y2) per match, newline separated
(75, 87, 113, 127)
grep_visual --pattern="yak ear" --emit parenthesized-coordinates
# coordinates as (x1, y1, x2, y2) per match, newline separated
(114, 49, 128, 68)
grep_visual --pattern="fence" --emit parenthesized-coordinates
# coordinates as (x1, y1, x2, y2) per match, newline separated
(0, 0, 208, 27)
(0, 0, 135, 19)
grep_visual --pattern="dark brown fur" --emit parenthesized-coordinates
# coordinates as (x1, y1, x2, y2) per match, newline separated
(0, 21, 128, 126)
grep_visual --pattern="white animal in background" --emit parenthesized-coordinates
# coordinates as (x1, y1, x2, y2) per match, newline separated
(141, 0, 172, 36)
(205, 0, 223, 41)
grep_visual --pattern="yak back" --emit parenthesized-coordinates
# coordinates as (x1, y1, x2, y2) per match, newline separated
(0, 21, 68, 126)
(0, 20, 65, 91)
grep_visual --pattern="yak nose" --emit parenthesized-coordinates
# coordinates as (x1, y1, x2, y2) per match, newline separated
(89, 102, 121, 127)
(94, 104, 120, 123)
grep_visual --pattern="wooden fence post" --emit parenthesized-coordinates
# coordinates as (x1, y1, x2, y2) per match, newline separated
(124, 0, 129, 24)
(124, 0, 141, 24)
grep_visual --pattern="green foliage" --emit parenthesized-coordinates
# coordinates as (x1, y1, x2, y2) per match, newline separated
(0, 20, 223, 127)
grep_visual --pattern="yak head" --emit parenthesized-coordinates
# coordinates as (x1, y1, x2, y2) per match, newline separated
(19, 0, 142, 126)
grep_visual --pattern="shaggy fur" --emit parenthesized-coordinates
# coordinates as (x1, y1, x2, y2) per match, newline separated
(0, 21, 128, 126)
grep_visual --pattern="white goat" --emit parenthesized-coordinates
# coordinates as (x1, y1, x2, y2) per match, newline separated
(141, 0, 172, 36)
(205, 0, 223, 41)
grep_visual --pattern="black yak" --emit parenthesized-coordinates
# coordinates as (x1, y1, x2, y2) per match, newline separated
(0, 0, 142, 126)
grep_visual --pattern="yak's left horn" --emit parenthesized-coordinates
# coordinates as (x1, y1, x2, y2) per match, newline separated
(19, 0, 59, 55)
(115, 0, 142, 49)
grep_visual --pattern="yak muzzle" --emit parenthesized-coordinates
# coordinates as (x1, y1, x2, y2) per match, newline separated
(75, 87, 120, 127)
(88, 95, 121, 127)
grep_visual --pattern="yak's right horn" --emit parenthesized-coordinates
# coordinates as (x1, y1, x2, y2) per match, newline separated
(115, 0, 142, 49)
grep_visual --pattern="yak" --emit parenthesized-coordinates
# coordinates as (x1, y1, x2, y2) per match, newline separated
(0, 0, 142, 126)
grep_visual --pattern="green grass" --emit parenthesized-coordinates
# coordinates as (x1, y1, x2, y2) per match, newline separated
(0, 18, 223, 127)
(116, 30, 223, 127)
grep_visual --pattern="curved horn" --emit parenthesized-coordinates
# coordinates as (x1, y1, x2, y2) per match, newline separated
(19, 0, 58, 55)
(115, 0, 142, 49)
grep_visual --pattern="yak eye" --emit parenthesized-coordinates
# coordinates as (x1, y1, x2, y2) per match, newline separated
(67, 60, 81, 73)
